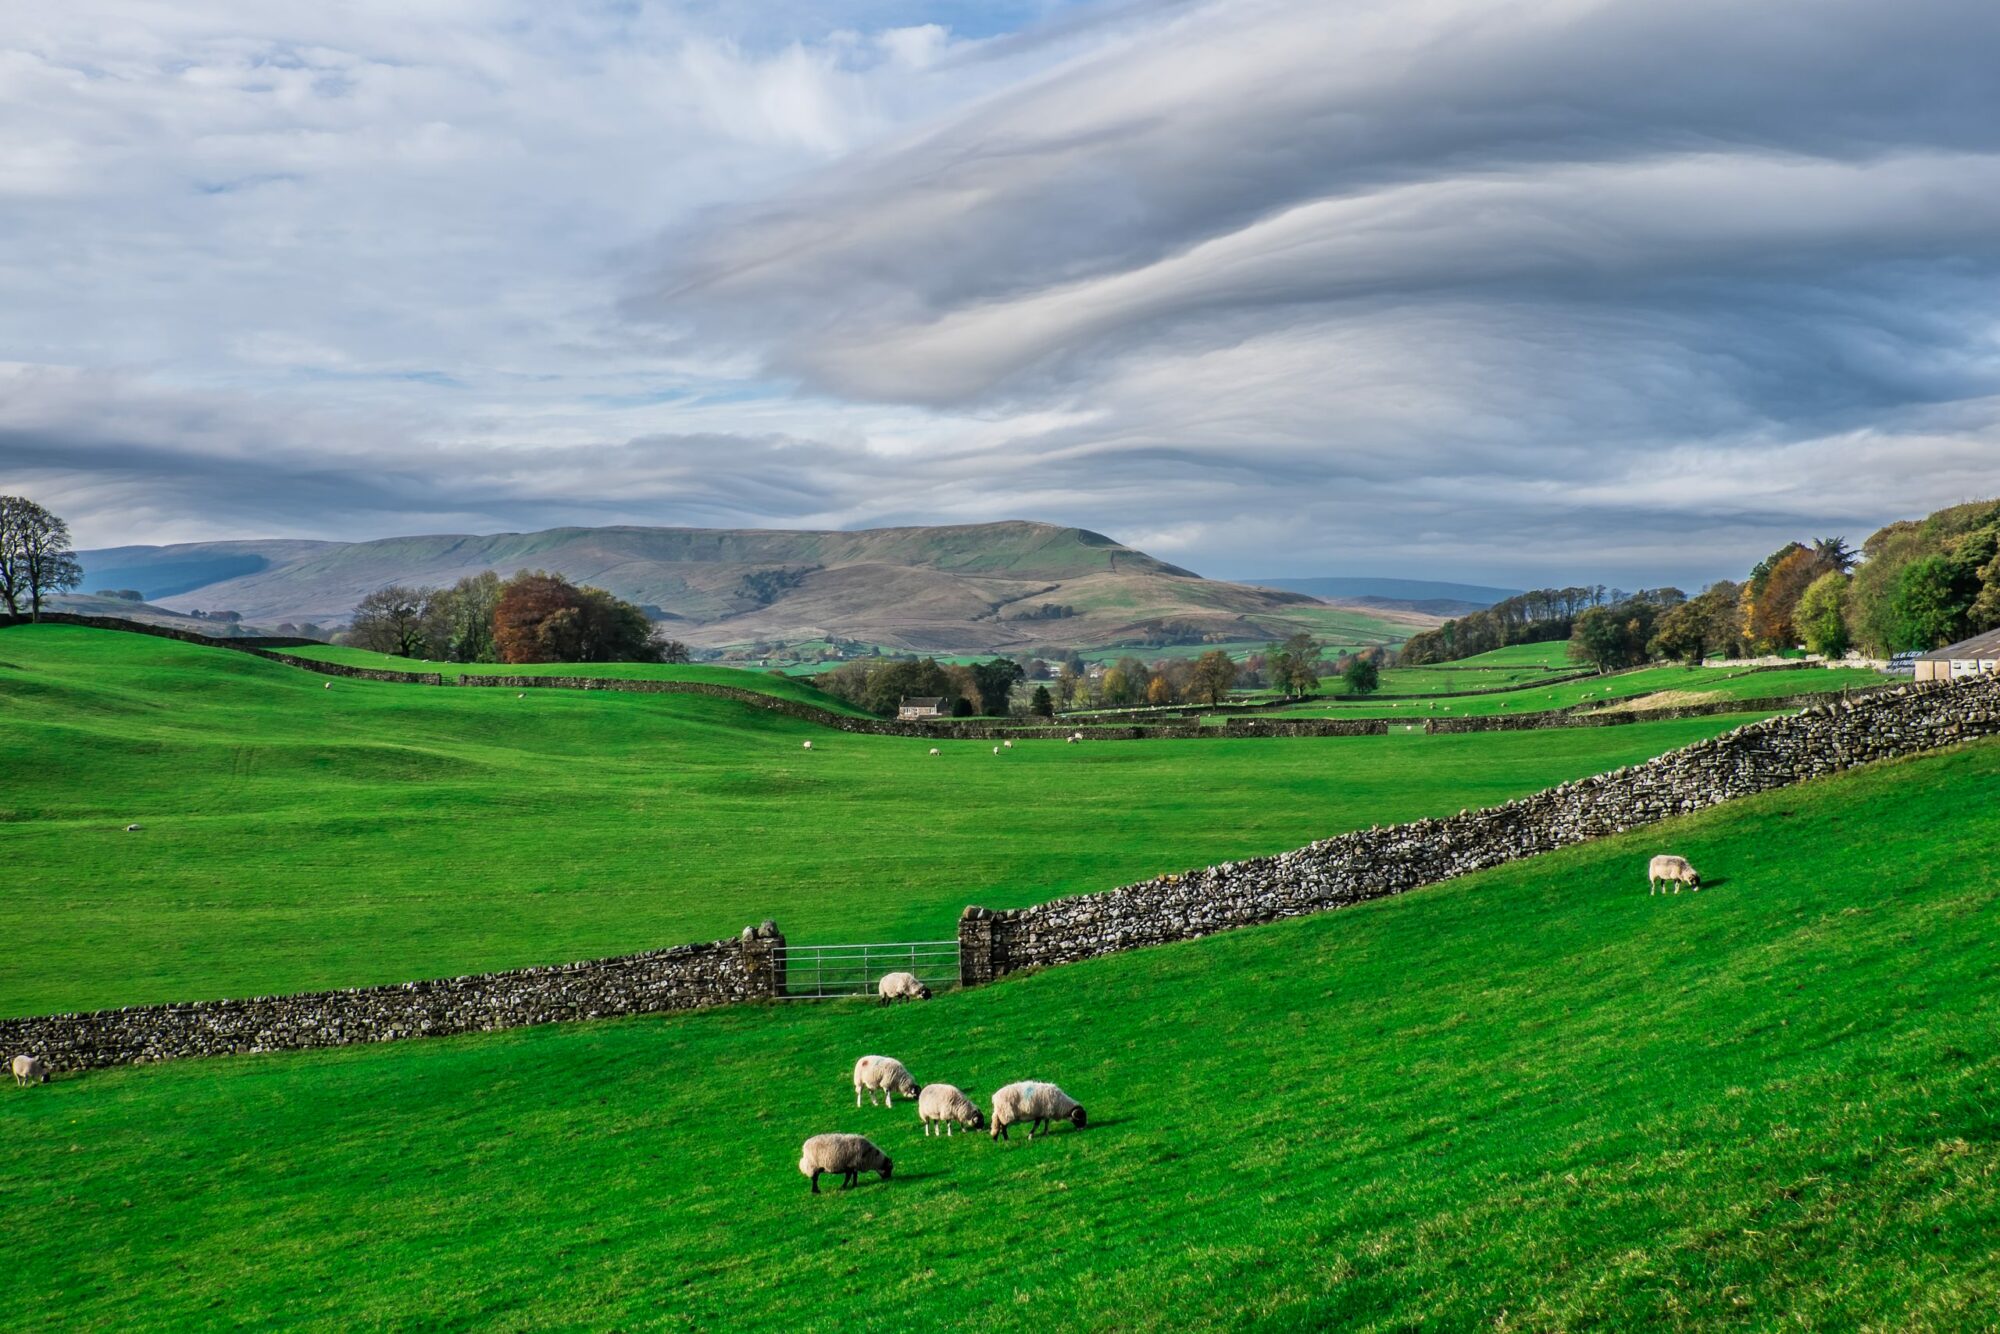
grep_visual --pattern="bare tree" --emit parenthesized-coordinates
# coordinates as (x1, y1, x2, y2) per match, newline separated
(349, 585, 436, 658)
(0, 496, 83, 621)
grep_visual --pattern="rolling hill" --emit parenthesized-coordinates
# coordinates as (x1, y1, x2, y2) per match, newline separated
(74, 522, 1436, 653)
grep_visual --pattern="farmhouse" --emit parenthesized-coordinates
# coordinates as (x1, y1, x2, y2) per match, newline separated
(898, 696, 948, 720)
(1911, 628, 2000, 682)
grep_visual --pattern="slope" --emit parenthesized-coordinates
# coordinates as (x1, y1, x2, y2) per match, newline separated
(2, 737, 1994, 1329)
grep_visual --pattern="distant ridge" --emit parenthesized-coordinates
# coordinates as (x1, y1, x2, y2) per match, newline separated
(1248, 577, 1522, 609)
(77, 522, 1441, 654)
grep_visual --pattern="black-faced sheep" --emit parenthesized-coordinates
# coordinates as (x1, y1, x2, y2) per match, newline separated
(854, 1055, 919, 1107)
(1648, 854, 1701, 894)
(989, 1081, 1086, 1139)
(11, 1055, 48, 1087)
(917, 1083, 985, 1136)
(799, 1133, 892, 1193)
(877, 971, 932, 1005)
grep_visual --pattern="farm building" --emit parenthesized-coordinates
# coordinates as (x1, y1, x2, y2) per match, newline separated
(1911, 628, 2000, 682)
(898, 696, 949, 720)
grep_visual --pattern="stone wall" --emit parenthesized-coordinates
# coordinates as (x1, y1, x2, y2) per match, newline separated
(2, 923, 787, 1072)
(958, 673, 2000, 983)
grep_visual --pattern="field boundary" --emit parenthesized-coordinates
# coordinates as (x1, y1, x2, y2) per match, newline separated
(958, 671, 2000, 982)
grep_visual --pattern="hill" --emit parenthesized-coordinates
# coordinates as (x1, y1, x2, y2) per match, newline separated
(76, 522, 1436, 653)
(3, 727, 1993, 1327)
(0, 624, 1769, 1015)
(1249, 575, 1522, 608)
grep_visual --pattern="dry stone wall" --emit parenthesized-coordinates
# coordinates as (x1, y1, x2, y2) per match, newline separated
(959, 673, 2000, 982)
(2, 924, 787, 1072)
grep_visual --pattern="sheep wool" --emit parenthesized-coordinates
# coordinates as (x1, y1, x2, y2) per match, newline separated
(11, 1055, 48, 1087)
(877, 971, 932, 1004)
(990, 1081, 1087, 1140)
(916, 1083, 985, 1136)
(854, 1055, 920, 1107)
(1647, 854, 1701, 894)
(798, 1134, 893, 1193)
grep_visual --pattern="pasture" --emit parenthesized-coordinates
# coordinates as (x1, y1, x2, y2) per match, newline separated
(3, 737, 1995, 1329)
(0, 625, 1773, 1015)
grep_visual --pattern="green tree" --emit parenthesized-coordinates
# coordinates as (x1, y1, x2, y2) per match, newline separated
(1889, 554, 1978, 650)
(1796, 571, 1851, 658)
(1189, 649, 1238, 706)
(1030, 685, 1054, 718)
(426, 571, 501, 663)
(1100, 667, 1132, 706)
(1341, 654, 1381, 695)
(970, 658, 1026, 716)
(1267, 632, 1322, 695)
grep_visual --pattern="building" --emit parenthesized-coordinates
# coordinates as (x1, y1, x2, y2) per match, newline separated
(897, 696, 948, 720)
(1911, 628, 2000, 682)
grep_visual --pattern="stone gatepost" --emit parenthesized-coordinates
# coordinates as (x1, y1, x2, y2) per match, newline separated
(958, 906, 996, 987)
(738, 920, 787, 999)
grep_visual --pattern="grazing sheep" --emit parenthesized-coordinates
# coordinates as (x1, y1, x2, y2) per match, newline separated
(993, 746, 1000, 755)
(989, 1081, 1087, 1140)
(125, 823, 142, 832)
(854, 1055, 919, 1107)
(802, 740, 812, 750)
(1003, 739, 1013, 749)
(918, 1083, 985, 1136)
(798, 1133, 893, 1193)
(929, 748, 940, 755)
(1065, 736, 1076, 745)
(877, 971, 932, 1005)
(11, 1055, 47, 1087)
(324, 682, 333, 689)
(1648, 854, 1702, 894)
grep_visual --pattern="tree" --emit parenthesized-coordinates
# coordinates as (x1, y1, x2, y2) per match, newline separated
(426, 571, 501, 663)
(1796, 571, 1851, 658)
(1100, 667, 1132, 707)
(1145, 673, 1173, 706)
(1746, 546, 1834, 649)
(1189, 649, 1237, 706)
(655, 637, 693, 665)
(0, 496, 83, 621)
(1567, 590, 1680, 672)
(1054, 661, 1082, 709)
(1341, 654, 1381, 695)
(1030, 685, 1054, 718)
(350, 585, 435, 658)
(970, 658, 1026, 716)
(1266, 632, 1321, 695)
(493, 570, 662, 664)
(1811, 536, 1857, 573)
(1889, 554, 1978, 650)
(1648, 597, 1711, 666)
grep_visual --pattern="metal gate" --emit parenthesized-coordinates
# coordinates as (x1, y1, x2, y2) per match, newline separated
(778, 940, 960, 999)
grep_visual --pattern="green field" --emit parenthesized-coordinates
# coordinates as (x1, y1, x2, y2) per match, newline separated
(1231, 663, 1884, 721)
(0, 626, 1778, 1015)
(5, 733, 1995, 1329)
(282, 643, 870, 713)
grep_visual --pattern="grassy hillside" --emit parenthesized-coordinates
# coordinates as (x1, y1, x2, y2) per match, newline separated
(79, 522, 1429, 654)
(4, 739, 1995, 1330)
(0, 625, 1769, 1015)
(286, 644, 871, 714)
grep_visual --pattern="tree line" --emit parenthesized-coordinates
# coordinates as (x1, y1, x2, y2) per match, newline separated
(346, 570, 691, 665)
(1399, 587, 1609, 665)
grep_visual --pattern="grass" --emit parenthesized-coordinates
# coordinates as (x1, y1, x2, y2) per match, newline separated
(0, 625, 1777, 1016)
(1232, 664, 1884, 721)
(4, 737, 1996, 1329)
(279, 643, 871, 714)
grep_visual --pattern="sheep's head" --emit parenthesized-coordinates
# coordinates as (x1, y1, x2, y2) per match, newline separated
(877, 1156, 894, 1181)
(895, 1072, 919, 1097)
(918, 985, 933, 1000)
(1069, 1106, 1088, 1129)
(1688, 870, 1701, 888)
(965, 1106, 986, 1130)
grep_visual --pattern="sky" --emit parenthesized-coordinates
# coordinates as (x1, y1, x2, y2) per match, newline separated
(2, 0, 1998, 587)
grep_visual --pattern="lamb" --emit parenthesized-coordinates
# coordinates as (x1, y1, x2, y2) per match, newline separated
(798, 1133, 893, 1193)
(917, 1083, 985, 1136)
(989, 1081, 1087, 1140)
(854, 1054, 919, 1106)
(877, 971, 932, 1005)
(1648, 854, 1701, 894)
(11, 1055, 47, 1087)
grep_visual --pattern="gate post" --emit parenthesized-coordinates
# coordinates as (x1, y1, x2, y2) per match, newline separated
(958, 906, 996, 987)
(739, 920, 786, 999)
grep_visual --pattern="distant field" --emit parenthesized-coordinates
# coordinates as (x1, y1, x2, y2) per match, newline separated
(6, 737, 1995, 1329)
(1228, 664, 1885, 722)
(283, 644, 871, 714)
(0, 626, 1772, 1015)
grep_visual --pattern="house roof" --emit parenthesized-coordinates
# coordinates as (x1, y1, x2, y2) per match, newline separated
(1915, 627, 2000, 660)
(900, 697, 946, 708)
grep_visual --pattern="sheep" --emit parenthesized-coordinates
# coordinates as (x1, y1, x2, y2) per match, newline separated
(11, 1055, 47, 1087)
(877, 971, 932, 1005)
(1648, 854, 1701, 894)
(324, 682, 333, 689)
(1065, 736, 1076, 745)
(125, 823, 142, 832)
(993, 746, 1000, 755)
(1003, 739, 1013, 749)
(989, 1081, 1086, 1140)
(802, 740, 813, 751)
(917, 1083, 985, 1136)
(929, 748, 940, 755)
(798, 1133, 893, 1193)
(854, 1055, 919, 1107)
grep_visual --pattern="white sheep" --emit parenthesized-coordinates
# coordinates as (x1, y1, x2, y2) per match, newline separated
(802, 740, 813, 750)
(1065, 736, 1076, 745)
(1003, 739, 1013, 748)
(917, 1083, 986, 1136)
(854, 1054, 919, 1107)
(324, 682, 332, 689)
(124, 824, 142, 833)
(11, 1055, 48, 1087)
(1648, 854, 1702, 894)
(993, 746, 1000, 755)
(877, 971, 932, 1005)
(929, 748, 940, 755)
(989, 1081, 1087, 1140)
(798, 1133, 893, 1193)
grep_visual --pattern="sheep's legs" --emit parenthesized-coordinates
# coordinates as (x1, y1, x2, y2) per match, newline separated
(811, 1171, 823, 1194)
